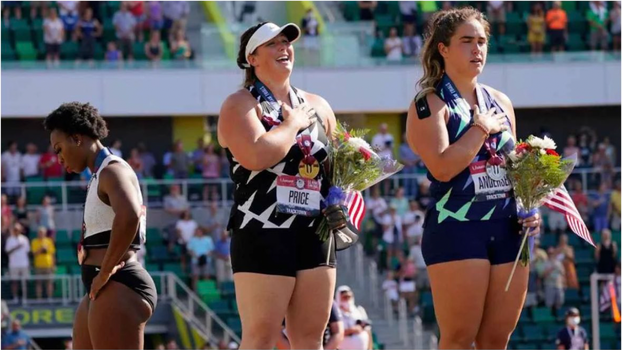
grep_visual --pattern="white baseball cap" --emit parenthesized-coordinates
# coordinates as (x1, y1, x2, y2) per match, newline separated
(243, 22, 301, 67)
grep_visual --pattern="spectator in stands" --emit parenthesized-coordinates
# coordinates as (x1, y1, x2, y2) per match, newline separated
(611, 179, 621, 230)
(188, 227, 215, 291)
(202, 144, 221, 198)
(204, 201, 227, 241)
(546, 1, 568, 52)
(36, 195, 55, 238)
(527, 2, 546, 54)
(191, 137, 205, 174)
(402, 23, 423, 58)
(1, 194, 12, 226)
(487, 1, 506, 35)
(75, 7, 102, 65)
(602, 136, 616, 166)
(176, 209, 197, 270)
(403, 200, 424, 246)
(563, 135, 580, 159)
(5, 222, 30, 302)
(418, 1, 438, 27)
(57, 0, 79, 34)
(548, 206, 568, 236)
(591, 181, 612, 232)
(147, 1, 164, 31)
(162, 1, 189, 42)
(409, 235, 428, 290)
(110, 139, 123, 158)
(164, 184, 189, 247)
(595, 228, 618, 274)
(1, 299, 9, 336)
(382, 271, 400, 315)
(2, 2, 22, 24)
(571, 179, 590, 223)
(577, 133, 593, 168)
(399, 256, 418, 315)
(13, 196, 28, 236)
(382, 204, 403, 269)
(2, 141, 21, 200)
(336, 286, 371, 350)
(128, 0, 145, 42)
(219, 148, 230, 178)
(555, 234, 579, 290)
(43, 8, 64, 66)
(171, 29, 192, 60)
(367, 185, 387, 244)
(526, 238, 545, 309)
(399, 133, 420, 197)
(137, 142, 156, 178)
(105, 41, 123, 62)
(21, 143, 40, 180)
(389, 187, 408, 216)
(587, 1, 609, 51)
(358, 1, 377, 21)
(371, 124, 394, 162)
(32, 226, 56, 300)
(170, 140, 190, 178)
(539, 247, 566, 313)
(145, 30, 164, 63)
(593, 143, 614, 185)
(611, 1, 621, 51)
(113, 2, 137, 60)
(214, 230, 232, 284)
(1, 320, 30, 350)
(301, 8, 319, 37)
(384, 27, 403, 61)
(29, 2, 49, 20)
(399, 1, 417, 26)
(127, 148, 144, 179)
(555, 307, 589, 350)
(416, 178, 432, 209)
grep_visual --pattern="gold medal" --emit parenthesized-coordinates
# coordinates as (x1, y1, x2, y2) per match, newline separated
(299, 159, 320, 179)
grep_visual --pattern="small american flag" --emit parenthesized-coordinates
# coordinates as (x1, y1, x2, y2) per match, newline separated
(543, 186, 595, 246)
(344, 191, 366, 230)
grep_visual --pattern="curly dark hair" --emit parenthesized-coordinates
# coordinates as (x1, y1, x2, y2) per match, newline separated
(43, 102, 109, 140)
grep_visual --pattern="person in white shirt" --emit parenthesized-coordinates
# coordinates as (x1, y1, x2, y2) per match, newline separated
(371, 123, 394, 151)
(382, 271, 399, 315)
(175, 210, 199, 271)
(382, 205, 403, 269)
(402, 23, 423, 58)
(4, 223, 30, 301)
(21, 143, 41, 179)
(366, 186, 388, 239)
(110, 139, 123, 158)
(43, 8, 65, 65)
(384, 27, 403, 61)
(336, 286, 371, 350)
(2, 141, 22, 199)
(409, 235, 429, 290)
(403, 200, 425, 246)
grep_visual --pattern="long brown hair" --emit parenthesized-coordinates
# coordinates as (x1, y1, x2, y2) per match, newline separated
(415, 7, 490, 102)
(236, 22, 268, 87)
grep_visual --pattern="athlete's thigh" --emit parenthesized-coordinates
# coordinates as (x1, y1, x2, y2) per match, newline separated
(73, 295, 93, 350)
(475, 262, 529, 348)
(88, 280, 152, 349)
(286, 266, 336, 341)
(234, 272, 296, 335)
(427, 259, 491, 337)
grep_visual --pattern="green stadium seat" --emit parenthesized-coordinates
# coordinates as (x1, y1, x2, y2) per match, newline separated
(575, 249, 593, 265)
(2, 25, 11, 42)
(519, 310, 532, 323)
(568, 11, 588, 34)
(71, 229, 81, 243)
(565, 289, 582, 305)
(208, 300, 231, 313)
(15, 41, 37, 60)
(540, 234, 557, 248)
(163, 262, 185, 277)
(504, 12, 525, 37)
(94, 42, 105, 60)
(55, 230, 72, 247)
(146, 228, 162, 244)
(420, 290, 433, 306)
(161, 41, 171, 60)
(103, 19, 116, 43)
(516, 342, 540, 350)
(145, 263, 161, 272)
(60, 41, 79, 60)
(57, 248, 77, 265)
(561, 1, 577, 13)
(11, 19, 32, 42)
(27, 186, 46, 204)
(543, 322, 560, 341)
(343, 1, 361, 21)
(197, 280, 217, 293)
(55, 265, 67, 275)
(200, 291, 221, 304)
(2, 41, 16, 61)
(499, 35, 521, 54)
(31, 18, 43, 40)
(600, 322, 617, 340)
(226, 317, 242, 334)
(522, 324, 546, 342)
(149, 246, 169, 262)
(533, 307, 556, 323)
(370, 37, 385, 58)
(133, 41, 147, 60)
(511, 1, 532, 15)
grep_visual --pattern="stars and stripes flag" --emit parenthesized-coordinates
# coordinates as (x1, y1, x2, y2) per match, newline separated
(599, 278, 621, 322)
(344, 191, 365, 230)
(543, 185, 595, 246)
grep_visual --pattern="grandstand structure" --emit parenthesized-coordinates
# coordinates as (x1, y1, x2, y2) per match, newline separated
(1, 1, 621, 349)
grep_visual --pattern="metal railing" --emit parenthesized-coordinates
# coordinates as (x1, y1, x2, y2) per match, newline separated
(3, 166, 618, 211)
(590, 272, 620, 350)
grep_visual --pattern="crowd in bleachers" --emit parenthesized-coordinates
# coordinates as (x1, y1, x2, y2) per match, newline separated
(340, 1, 622, 61)
(1, 1, 193, 65)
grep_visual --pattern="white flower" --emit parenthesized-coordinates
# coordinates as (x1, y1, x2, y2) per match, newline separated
(508, 150, 519, 162)
(540, 149, 546, 155)
(527, 136, 557, 150)
(348, 137, 372, 151)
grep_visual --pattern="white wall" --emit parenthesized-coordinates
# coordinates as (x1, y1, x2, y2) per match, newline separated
(1, 60, 620, 117)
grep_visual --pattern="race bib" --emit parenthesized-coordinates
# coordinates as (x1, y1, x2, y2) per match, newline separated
(276, 175, 321, 217)
(469, 160, 512, 201)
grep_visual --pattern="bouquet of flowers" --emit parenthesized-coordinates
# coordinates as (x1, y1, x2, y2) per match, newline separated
(317, 122, 404, 250)
(503, 135, 576, 290)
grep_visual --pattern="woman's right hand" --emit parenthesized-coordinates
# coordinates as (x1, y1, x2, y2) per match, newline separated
(472, 105, 508, 135)
(281, 102, 317, 131)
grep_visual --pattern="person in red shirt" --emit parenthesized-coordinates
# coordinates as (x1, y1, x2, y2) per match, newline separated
(39, 145, 64, 179)
(571, 179, 589, 223)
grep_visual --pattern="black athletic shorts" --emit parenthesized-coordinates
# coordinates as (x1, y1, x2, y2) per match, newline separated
(231, 227, 337, 277)
(81, 261, 157, 312)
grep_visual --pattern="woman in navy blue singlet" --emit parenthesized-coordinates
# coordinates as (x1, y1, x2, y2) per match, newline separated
(406, 8, 542, 349)
(217, 22, 339, 349)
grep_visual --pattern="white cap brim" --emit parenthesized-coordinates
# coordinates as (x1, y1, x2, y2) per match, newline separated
(244, 22, 301, 66)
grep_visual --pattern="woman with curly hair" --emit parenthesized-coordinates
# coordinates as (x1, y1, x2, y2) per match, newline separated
(43, 102, 155, 349)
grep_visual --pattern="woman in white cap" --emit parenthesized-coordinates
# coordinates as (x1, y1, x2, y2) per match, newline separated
(218, 22, 340, 349)
(336, 285, 371, 350)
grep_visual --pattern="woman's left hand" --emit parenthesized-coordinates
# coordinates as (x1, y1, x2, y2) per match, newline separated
(89, 261, 125, 301)
(519, 212, 541, 237)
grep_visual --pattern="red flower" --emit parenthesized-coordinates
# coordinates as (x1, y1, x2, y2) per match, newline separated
(359, 147, 372, 161)
(546, 149, 560, 157)
(344, 132, 351, 141)
(516, 142, 531, 154)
